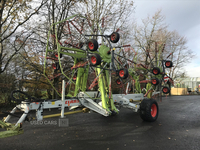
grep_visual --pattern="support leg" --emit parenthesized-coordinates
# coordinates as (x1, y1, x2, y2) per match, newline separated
(4, 107, 18, 122)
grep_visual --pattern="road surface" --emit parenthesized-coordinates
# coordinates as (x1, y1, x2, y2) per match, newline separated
(0, 95, 200, 150)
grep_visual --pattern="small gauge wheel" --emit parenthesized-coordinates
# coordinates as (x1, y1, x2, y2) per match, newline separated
(118, 68, 128, 79)
(162, 86, 170, 94)
(152, 67, 160, 75)
(87, 39, 99, 51)
(89, 53, 101, 66)
(151, 78, 159, 85)
(110, 32, 120, 43)
(165, 60, 173, 68)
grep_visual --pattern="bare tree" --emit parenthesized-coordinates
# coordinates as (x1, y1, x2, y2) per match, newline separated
(71, 0, 134, 38)
(0, 0, 47, 74)
(17, 0, 79, 99)
(165, 31, 195, 79)
(131, 10, 194, 79)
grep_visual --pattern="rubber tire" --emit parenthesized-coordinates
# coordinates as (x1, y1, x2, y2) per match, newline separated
(162, 86, 170, 94)
(116, 78, 122, 85)
(54, 52, 62, 58)
(151, 78, 159, 85)
(152, 67, 160, 75)
(140, 99, 159, 122)
(72, 73, 77, 81)
(87, 39, 98, 51)
(52, 62, 60, 70)
(110, 32, 120, 43)
(165, 60, 173, 68)
(78, 42, 84, 48)
(118, 68, 129, 79)
(128, 86, 133, 92)
(90, 53, 101, 66)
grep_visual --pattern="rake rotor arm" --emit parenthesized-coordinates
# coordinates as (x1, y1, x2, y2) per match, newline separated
(114, 52, 137, 64)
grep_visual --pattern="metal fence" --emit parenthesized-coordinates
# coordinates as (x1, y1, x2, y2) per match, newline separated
(172, 77, 200, 95)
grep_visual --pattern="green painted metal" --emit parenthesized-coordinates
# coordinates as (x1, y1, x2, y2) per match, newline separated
(146, 82, 152, 98)
(98, 45, 111, 63)
(44, 14, 81, 74)
(81, 65, 89, 92)
(96, 66, 110, 111)
(74, 67, 85, 96)
(0, 120, 23, 138)
(105, 69, 118, 112)
(129, 70, 141, 93)
(0, 130, 24, 138)
(94, 64, 118, 113)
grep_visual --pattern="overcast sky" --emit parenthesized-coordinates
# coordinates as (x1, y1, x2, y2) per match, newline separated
(133, 0, 200, 77)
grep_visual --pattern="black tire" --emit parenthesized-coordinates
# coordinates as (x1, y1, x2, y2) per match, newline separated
(151, 78, 159, 85)
(165, 60, 173, 68)
(72, 73, 77, 81)
(116, 78, 122, 85)
(162, 86, 170, 94)
(128, 86, 133, 92)
(140, 99, 159, 122)
(118, 68, 128, 79)
(110, 32, 120, 43)
(152, 67, 160, 75)
(78, 42, 84, 48)
(89, 53, 101, 66)
(54, 52, 62, 58)
(87, 39, 98, 51)
(52, 62, 60, 70)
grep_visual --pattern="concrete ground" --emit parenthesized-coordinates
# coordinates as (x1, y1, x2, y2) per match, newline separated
(0, 95, 200, 150)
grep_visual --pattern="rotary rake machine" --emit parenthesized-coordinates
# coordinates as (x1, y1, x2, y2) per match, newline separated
(0, 14, 173, 138)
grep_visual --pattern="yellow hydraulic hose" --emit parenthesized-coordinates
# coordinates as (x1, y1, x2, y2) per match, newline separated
(43, 109, 84, 119)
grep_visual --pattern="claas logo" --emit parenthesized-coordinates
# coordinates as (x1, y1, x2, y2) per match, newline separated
(65, 100, 79, 104)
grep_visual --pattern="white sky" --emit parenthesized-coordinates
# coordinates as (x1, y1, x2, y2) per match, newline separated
(133, 0, 200, 77)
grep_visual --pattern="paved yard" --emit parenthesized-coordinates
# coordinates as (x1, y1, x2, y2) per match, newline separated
(0, 95, 200, 150)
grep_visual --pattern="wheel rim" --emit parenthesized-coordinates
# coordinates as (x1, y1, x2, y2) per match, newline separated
(166, 62, 170, 67)
(152, 79, 157, 85)
(54, 53, 62, 58)
(91, 56, 97, 65)
(116, 79, 121, 85)
(73, 75, 76, 80)
(88, 42, 94, 50)
(153, 69, 158, 75)
(55, 53, 58, 57)
(163, 87, 168, 93)
(111, 34, 116, 41)
(52, 64, 56, 69)
(119, 70, 124, 77)
(151, 104, 157, 117)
